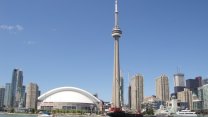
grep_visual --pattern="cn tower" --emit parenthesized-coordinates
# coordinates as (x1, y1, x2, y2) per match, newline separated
(112, 0, 122, 108)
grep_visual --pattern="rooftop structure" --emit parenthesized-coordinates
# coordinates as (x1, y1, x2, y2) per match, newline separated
(174, 73, 185, 87)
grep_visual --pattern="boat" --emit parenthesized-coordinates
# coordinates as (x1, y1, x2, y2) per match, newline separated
(38, 114, 53, 117)
(107, 107, 125, 117)
(107, 107, 143, 117)
(155, 105, 171, 116)
(175, 109, 197, 116)
(38, 111, 53, 117)
(155, 110, 170, 116)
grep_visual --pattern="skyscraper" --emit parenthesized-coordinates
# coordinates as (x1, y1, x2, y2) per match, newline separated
(155, 75, 169, 102)
(4, 83, 11, 108)
(177, 88, 192, 110)
(120, 74, 124, 107)
(112, 0, 122, 108)
(195, 76, 202, 87)
(198, 84, 208, 110)
(129, 74, 144, 111)
(0, 87, 5, 108)
(128, 85, 131, 108)
(26, 83, 39, 109)
(10, 69, 23, 107)
(20, 85, 26, 108)
(174, 73, 185, 87)
(186, 78, 201, 96)
(173, 73, 185, 95)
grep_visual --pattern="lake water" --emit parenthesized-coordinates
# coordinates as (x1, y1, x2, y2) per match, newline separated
(0, 114, 36, 117)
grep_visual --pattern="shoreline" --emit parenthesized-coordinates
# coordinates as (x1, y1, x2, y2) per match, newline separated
(0, 112, 37, 115)
(0, 113, 103, 117)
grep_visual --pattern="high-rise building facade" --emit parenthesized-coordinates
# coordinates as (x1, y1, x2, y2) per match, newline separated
(38, 90, 41, 97)
(174, 73, 185, 87)
(195, 76, 202, 87)
(26, 83, 39, 109)
(128, 85, 131, 108)
(174, 86, 185, 94)
(129, 74, 144, 111)
(0, 87, 5, 107)
(20, 85, 26, 108)
(120, 75, 124, 107)
(155, 75, 169, 102)
(173, 73, 185, 96)
(186, 79, 200, 96)
(10, 69, 23, 107)
(198, 84, 208, 110)
(4, 83, 11, 108)
(177, 88, 193, 110)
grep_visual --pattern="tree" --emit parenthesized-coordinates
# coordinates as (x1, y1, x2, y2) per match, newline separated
(143, 108, 154, 115)
(9, 108, 15, 113)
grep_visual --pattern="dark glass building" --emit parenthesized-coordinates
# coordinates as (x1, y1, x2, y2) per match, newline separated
(195, 76, 202, 87)
(0, 87, 5, 108)
(174, 86, 185, 93)
(186, 79, 200, 96)
(11, 69, 23, 107)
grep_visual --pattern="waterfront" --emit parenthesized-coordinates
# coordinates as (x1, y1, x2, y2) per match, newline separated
(0, 113, 93, 117)
(0, 114, 89, 117)
(1, 113, 208, 117)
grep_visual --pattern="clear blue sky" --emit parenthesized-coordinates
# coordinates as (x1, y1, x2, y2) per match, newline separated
(0, 0, 208, 102)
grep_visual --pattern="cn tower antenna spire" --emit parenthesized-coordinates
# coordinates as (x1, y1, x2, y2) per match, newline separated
(114, 0, 120, 29)
(115, 0, 118, 12)
(112, 0, 122, 108)
(112, 0, 122, 38)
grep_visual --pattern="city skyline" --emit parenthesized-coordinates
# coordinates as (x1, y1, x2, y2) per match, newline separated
(1, 0, 208, 102)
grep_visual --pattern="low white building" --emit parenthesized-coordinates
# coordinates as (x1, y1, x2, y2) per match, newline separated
(37, 87, 101, 112)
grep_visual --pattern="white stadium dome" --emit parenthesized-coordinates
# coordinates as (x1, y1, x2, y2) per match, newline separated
(37, 87, 101, 111)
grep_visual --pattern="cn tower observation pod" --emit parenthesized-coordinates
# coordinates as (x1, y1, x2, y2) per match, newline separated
(37, 87, 101, 111)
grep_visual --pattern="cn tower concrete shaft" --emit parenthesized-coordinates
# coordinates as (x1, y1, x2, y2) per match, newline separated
(112, 0, 122, 108)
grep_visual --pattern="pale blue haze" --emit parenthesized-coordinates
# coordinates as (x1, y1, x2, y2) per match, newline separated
(0, 1, 208, 102)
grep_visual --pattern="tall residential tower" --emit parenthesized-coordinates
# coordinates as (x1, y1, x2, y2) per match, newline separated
(26, 83, 39, 110)
(155, 75, 169, 102)
(120, 73, 124, 107)
(4, 83, 11, 108)
(112, 0, 122, 108)
(11, 69, 23, 107)
(129, 74, 144, 111)
(0, 87, 5, 108)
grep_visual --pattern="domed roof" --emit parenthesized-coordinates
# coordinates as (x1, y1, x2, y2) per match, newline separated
(38, 87, 100, 104)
